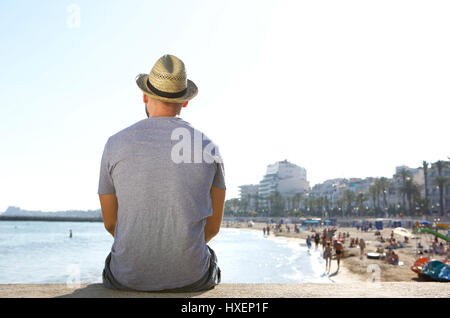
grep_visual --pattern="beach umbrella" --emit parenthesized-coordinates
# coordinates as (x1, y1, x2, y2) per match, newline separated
(419, 220, 432, 225)
(393, 227, 412, 238)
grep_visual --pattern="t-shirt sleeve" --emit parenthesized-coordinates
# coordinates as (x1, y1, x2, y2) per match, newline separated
(98, 139, 116, 195)
(212, 161, 226, 189)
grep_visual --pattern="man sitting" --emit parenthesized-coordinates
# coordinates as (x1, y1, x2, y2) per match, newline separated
(98, 55, 226, 292)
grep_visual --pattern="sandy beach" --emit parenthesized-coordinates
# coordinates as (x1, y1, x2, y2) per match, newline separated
(227, 222, 448, 284)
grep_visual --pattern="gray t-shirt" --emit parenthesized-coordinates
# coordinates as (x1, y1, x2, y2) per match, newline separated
(98, 117, 225, 291)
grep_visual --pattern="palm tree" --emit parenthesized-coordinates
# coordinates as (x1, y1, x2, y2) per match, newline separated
(224, 198, 241, 216)
(315, 196, 326, 218)
(395, 168, 413, 210)
(285, 196, 292, 213)
(300, 196, 308, 214)
(422, 161, 430, 215)
(368, 183, 380, 212)
(324, 196, 331, 218)
(292, 192, 303, 211)
(433, 176, 449, 216)
(304, 196, 315, 216)
(335, 197, 345, 217)
(401, 178, 421, 215)
(355, 192, 367, 217)
(433, 160, 449, 216)
(376, 177, 391, 211)
(342, 190, 356, 217)
(240, 194, 251, 214)
(268, 191, 285, 217)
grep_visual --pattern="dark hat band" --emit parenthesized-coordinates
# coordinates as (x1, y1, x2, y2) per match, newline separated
(147, 79, 187, 99)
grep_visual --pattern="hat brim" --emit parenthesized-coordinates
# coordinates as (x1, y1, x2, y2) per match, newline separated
(136, 73, 198, 103)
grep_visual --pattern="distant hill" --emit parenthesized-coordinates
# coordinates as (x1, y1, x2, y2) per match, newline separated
(2, 206, 102, 219)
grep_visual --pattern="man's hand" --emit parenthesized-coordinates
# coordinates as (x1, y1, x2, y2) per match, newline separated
(99, 194, 118, 237)
(204, 186, 226, 243)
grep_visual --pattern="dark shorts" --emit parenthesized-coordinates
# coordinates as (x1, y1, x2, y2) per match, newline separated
(336, 250, 342, 255)
(102, 246, 221, 293)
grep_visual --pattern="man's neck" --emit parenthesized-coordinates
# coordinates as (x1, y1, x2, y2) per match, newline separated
(148, 109, 180, 118)
(149, 114, 177, 118)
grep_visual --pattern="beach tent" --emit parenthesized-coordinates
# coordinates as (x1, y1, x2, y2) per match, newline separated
(324, 219, 336, 226)
(419, 220, 432, 225)
(303, 220, 319, 224)
(375, 221, 383, 230)
(393, 221, 402, 228)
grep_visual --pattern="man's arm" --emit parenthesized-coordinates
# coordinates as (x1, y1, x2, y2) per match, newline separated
(205, 186, 226, 243)
(99, 194, 118, 237)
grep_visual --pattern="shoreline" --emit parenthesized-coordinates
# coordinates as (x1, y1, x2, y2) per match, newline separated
(236, 226, 365, 284)
(226, 222, 446, 284)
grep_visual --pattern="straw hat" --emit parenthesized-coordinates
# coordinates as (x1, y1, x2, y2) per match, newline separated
(136, 54, 198, 103)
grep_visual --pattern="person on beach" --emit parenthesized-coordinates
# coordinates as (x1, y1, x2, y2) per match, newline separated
(69, 229, 72, 239)
(314, 233, 320, 249)
(306, 235, 312, 250)
(359, 238, 366, 259)
(324, 242, 332, 273)
(387, 251, 399, 265)
(334, 240, 344, 271)
(98, 55, 226, 292)
(263, 227, 266, 236)
(321, 235, 327, 250)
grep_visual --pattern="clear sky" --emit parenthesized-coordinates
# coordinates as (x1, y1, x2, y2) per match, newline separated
(0, 0, 449, 212)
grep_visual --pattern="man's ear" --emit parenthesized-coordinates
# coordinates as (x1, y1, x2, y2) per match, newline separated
(143, 93, 149, 104)
(182, 101, 189, 108)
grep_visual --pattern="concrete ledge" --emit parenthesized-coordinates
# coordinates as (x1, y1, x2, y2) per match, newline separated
(0, 283, 449, 298)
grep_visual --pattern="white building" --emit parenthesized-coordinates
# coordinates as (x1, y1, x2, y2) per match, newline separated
(310, 178, 347, 205)
(258, 160, 310, 208)
(387, 166, 424, 208)
(239, 184, 259, 211)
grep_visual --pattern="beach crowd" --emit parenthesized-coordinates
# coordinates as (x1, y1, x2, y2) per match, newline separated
(260, 221, 449, 273)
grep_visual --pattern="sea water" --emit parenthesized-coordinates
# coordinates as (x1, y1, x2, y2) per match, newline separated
(0, 221, 331, 284)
